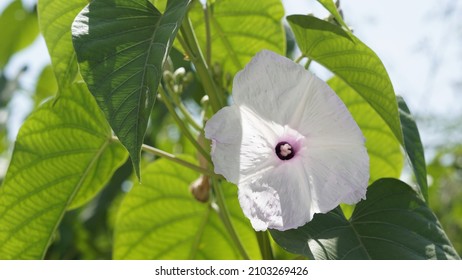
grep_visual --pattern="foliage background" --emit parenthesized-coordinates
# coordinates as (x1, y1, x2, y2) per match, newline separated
(0, 0, 461, 259)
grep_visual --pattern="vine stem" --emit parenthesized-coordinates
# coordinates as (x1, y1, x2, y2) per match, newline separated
(255, 231, 274, 260)
(203, 2, 212, 66)
(212, 177, 250, 260)
(177, 10, 261, 260)
(180, 16, 222, 113)
(304, 58, 313, 69)
(158, 86, 212, 164)
(294, 55, 304, 63)
(112, 136, 217, 178)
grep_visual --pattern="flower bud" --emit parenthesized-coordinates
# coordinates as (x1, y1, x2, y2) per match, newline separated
(189, 175, 210, 203)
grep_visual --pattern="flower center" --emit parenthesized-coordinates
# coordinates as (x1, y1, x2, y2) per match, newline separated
(275, 141, 295, 160)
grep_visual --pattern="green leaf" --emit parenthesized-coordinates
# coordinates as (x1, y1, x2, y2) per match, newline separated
(398, 96, 428, 201)
(188, 0, 285, 83)
(270, 178, 459, 260)
(38, 0, 87, 88)
(0, 0, 39, 67)
(72, 0, 190, 179)
(329, 77, 403, 182)
(114, 157, 260, 259)
(287, 15, 403, 145)
(0, 83, 127, 259)
(0, 0, 126, 259)
(317, 0, 350, 31)
(34, 65, 58, 107)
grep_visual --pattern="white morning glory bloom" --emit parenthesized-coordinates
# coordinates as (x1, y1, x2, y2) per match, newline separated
(205, 50, 369, 231)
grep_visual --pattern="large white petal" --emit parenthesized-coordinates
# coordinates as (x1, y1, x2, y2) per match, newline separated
(238, 158, 314, 231)
(300, 143, 369, 213)
(204, 106, 243, 183)
(232, 50, 313, 126)
(288, 73, 366, 146)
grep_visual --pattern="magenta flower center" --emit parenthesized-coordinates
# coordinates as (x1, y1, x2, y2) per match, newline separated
(275, 141, 295, 160)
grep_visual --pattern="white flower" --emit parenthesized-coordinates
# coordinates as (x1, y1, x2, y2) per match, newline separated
(205, 50, 369, 231)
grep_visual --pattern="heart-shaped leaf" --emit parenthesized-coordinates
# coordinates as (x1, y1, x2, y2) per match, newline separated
(270, 178, 459, 260)
(0, 83, 127, 260)
(0, 0, 128, 259)
(72, 0, 190, 178)
(114, 157, 260, 259)
(287, 15, 403, 145)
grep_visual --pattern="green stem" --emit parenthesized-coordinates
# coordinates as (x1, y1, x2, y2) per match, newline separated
(304, 58, 313, 70)
(158, 86, 212, 163)
(212, 177, 250, 260)
(204, 2, 212, 66)
(180, 16, 222, 113)
(294, 55, 304, 63)
(112, 136, 216, 177)
(141, 144, 217, 178)
(255, 231, 274, 260)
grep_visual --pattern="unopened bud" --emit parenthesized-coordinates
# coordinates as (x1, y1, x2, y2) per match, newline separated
(173, 67, 186, 78)
(200, 95, 209, 105)
(189, 175, 210, 203)
(162, 70, 173, 83)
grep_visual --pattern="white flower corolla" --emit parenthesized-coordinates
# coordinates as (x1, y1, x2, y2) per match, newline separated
(205, 50, 369, 231)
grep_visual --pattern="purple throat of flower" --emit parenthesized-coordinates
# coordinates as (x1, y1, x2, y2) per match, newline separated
(275, 141, 295, 160)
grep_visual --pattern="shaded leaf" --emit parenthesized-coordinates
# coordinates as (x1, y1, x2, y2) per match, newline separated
(72, 0, 190, 178)
(288, 15, 403, 144)
(270, 178, 459, 260)
(0, 83, 127, 259)
(329, 77, 403, 182)
(398, 96, 428, 201)
(0, 0, 39, 67)
(114, 157, 260, 259)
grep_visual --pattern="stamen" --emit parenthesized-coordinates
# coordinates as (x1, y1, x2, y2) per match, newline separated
(275, 141, 295, 160)
(280, 144, 292, 157)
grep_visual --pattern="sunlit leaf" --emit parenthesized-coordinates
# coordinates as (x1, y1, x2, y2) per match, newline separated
(114, 157, 260, 260)
(270, 178, 459, 260)
(0, 83, 127, 260)
(34, 65, 58, 106)
(72, 0, 190, 178)
(38, 0, 87, 88)
(0, 0, 126, 260)
(329, 77, 403, 182)
(188, 0, 285, 85)
(398, 96, 428, 201)
(0, 0, 39, 67)
(317, 0, 349, 31)
(288, 15, 403, 145)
